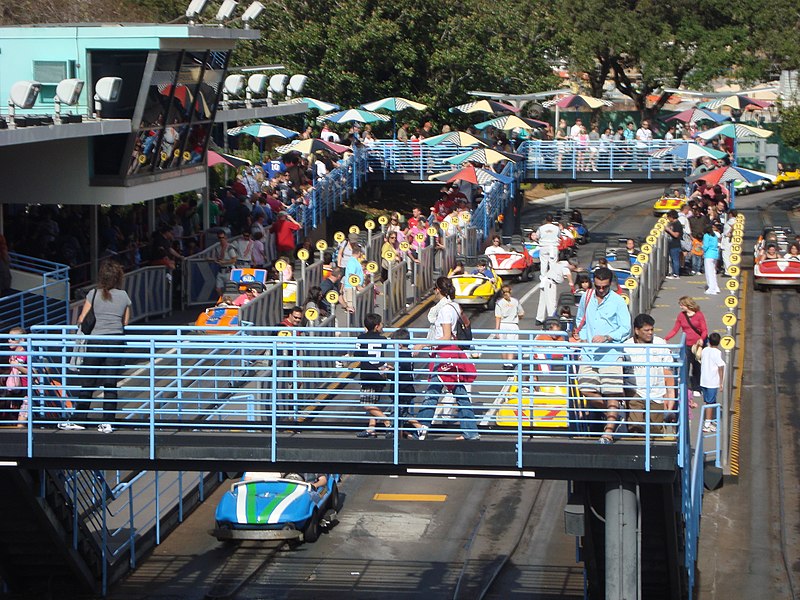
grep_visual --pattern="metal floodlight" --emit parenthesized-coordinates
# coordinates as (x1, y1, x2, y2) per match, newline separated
(286, 74, 307, 98)
(246, 74, 268, 107)
(267, 74, 288, 105)
(93, 77, 122, 118)
(185, 0, 209, 23)
(54, 78, 84, 124)
(7, 80, 41, 129)
(224, 74, 246, 97)
(241, 1, 264, 28)
(215, 0, 237, 24)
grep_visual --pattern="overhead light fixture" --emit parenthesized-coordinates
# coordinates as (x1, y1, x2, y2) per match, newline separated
(215, 0, 237, 24)
(286, 74, 307, 99)
(185, 0, 209, 24)
(241, 1, 264, 28)
(246, 74, 268, 107)
(53, 78, 84, 124)
(7, 80, 41, 129)
(93, 77, 122, 118)
(222, 74, 245, 109)
(267, 74, 288, 105)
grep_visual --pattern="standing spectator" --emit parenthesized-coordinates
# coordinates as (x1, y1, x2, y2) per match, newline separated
(700, 333, 725, 433)
(571, 267, 631, 444)
(702, 225, 720, 295)
(303, 285, 326, 318)
(71, 261, 132, 433)
(354, 313, 393, 438)
(320, 267, 348, 316)
(534, 214, 560, 277)
(233, 230, 255, 267)
(495, 285, 525, 369)
(5, 326, 28, 426)
(270, 211, 301, 256)
(0, 235, 11, 297)
(279, 306, 304, 330)
(622, 314, 676, 434)
(665, 296, 707, 402)
(336, 233, 358, 269)
(413, 277, 479, 441)
(214, 232, 238, 296)
(665, 210, 683, 279)
(388, 328, 426, 438)
(343, 244, 365, 314)
(397, 122, 410, 142)
(380, 231, 402, 282)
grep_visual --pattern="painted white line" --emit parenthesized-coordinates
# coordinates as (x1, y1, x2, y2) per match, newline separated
(518, 280, 543, 306)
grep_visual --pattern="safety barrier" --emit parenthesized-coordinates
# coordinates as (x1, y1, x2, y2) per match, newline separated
(442, 230, 458, 275)
(414, 244, 436, 303)
(382, 260, 408, 324)
(4, 326, 689, 473)
(0, 253, 70, 330)
(239, 283, 283, 328)
(351, 282, 377, 329)
(469, 163, 516, 239)
(625, 216, 670, 318)
(296, 259, 324, 307)
(365, 142, 478, 179)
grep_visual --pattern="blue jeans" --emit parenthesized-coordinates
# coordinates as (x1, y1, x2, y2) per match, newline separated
(416, 381, 479, 439)
(691, 254, 703, 273)
(669, 247, 681, 276)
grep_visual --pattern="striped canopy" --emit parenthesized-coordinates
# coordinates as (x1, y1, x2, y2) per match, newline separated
(361, 97, 427, 112)
(696, 123, 773, 140)
(686, 165, 776, 185)
(650, 143, 727, 160)
(542, 95, 612, 110)
(429, 164, 513, 185)
(701, 95, 772, 111)
(421, 131, 487, 147)
(316, 109, 391, 124)
(474, 115, 547, 131)
(442, 148, 523, 165)
(288, 97, 340, 112)
(664, 108, 729, 125)
(449, 99, 519, 115)
(226, 123, 299, 139)
(275, 138, 350, 155)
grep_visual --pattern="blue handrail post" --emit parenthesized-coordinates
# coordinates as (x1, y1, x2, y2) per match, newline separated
(149, 339, 156, 460)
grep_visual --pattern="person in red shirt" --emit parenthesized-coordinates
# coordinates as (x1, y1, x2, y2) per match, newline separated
(432, 190, 455, 222)
(270, 211, 301, 255)
(665, 295, 708, 403)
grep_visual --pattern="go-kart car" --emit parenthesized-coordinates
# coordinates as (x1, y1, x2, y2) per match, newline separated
(734, 178, 771, 195)
(195, 268, 269, 330)
(774, 166, 800, 189)
(273, 280, 298, 308)
(653, 184, 687, 216)
(754, 226, 794, 256)
(449, 258, 503, 310)
(522, 228, 576, 262)
(754, 226, 800, 291)
(555, 209, 590, 244)
(485, 241, 536, 281)
(212, 472, 339, 543)
(590, 249, 633, 287)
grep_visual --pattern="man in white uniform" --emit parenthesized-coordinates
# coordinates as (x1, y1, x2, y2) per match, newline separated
(535, 214, 560, 277)
(535, 258, 578, 325)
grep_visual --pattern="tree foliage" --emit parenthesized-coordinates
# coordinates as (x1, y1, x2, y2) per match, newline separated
(780, 105, 800, 152)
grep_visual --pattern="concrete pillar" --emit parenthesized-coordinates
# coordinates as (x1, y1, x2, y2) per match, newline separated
(765, 143, 779, 175)
(605, 481, 639, 599)
(90, 205, 99, 283)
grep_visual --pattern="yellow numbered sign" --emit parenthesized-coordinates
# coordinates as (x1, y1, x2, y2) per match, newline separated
(138, 154, 147, 164)
(278, 329, 292, 337)
(297, 248, 310, 261)
(731, 244, 741, 253)
(722, 313, 737, 327)
(305, 307, 319, 321)
(625, 277, 637, 290)
(378, 215, 389, 226)
(732, 236, 743, 245)
(725, 278, 739, 291)
(333, 231, 345, 244)
(399, 241, 410, 251)
(348, 274, 361, 286)
(183, 151, 191, 161)
(325, 290, 339, 304)
(160, 151, 168, 161)
(366, 261, 379, 274)
(316, 239, 329, 252)
(349, 225, 360, 235)
(733, 226, 743, 236)
(440, 220, 450, 231)
(631, 264, 643, 276)
(382, 249, 396, 261)
(173, 149, 181, 157)
(724, 295, 738, 308)
(637, 253, 649, 264)
(720, 335, 736, 351)
(729, 254, 741, 265)
(274, 259, 287, 272)
(622, 294, 630, 305)
(641, 243, 652, 254)
(646, 235, 657, 245)
(364, 219, 376, 231)
(460, 212, 471, 223)
(654, 223, 664, 233)
(415, 233, 426, 242)
(427, 226, 438, 236)
(727, 265, 740, 277)
(735, 214, 744, 222)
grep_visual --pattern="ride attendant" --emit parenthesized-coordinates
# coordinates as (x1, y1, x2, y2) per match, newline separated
(5, 326, 28, 426)
(412, 277, 479, 441)
(534, 214, 560, 277)
(495, 285, 525, 369)
(536, 258, 579, 325)
(664, 296, 707, 403)
(73, 260, 132, 433)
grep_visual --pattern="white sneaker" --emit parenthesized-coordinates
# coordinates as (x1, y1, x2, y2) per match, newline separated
(58, 422, 85, 431)
(702, 421, 717, 433)
(414, 425, 429, 441)
(97, 423, 113, 434)
(693, 391, 702, 398)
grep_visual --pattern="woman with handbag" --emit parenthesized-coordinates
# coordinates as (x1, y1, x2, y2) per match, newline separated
(665, 296, 707, 404)
(69, 261, 131, 433)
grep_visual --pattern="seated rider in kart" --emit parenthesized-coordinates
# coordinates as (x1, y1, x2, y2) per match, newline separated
(484, 235, 506, 256)
(470, 258, 497, 282)
(283, 473, 328, 494)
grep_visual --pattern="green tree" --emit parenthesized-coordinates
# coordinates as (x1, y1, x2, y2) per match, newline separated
(780, 105, 800, 152)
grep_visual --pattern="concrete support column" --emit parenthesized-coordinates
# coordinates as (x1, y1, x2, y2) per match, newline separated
(605, 481, 639, 599)
(90, 205, 99, 283)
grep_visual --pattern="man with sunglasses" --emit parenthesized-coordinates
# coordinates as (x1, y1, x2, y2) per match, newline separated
(571, 267, 631, 444)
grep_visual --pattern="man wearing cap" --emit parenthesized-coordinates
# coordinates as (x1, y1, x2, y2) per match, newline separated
(270, 211, 301, 256)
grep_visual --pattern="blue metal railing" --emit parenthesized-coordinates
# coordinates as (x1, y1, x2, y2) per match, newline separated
(0, 253, 70, 329)
(4, 326, 689, 471)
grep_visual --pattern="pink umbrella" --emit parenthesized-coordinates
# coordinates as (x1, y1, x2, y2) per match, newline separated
(207, 150, 234, 168)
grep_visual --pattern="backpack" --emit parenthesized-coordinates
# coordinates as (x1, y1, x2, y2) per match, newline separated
(448, 301, 472, 342)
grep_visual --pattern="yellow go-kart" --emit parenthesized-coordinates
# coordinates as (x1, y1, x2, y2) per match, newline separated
(449, 260, 503, 310)
(653, 184, 686, 216)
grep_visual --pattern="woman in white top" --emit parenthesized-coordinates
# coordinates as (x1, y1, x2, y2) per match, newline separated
(495, 285, 524, 369)
(484, 235, 506, 256)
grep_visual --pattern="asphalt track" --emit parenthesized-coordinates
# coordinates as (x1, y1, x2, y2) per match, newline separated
(108, 184, 800, 599)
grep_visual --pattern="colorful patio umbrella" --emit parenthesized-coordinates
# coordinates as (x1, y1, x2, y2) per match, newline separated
(428, 164, 513, 185)
(227, 122, 299, 139)
(288, 97, 340, 112)
(701, 95, 772, 111)
(695, 123, 773, 140)
(275, 138, 350, 155)
(541, 95, 612, 110)
(649, 143, 727, 161)
(316, 109, 391, 124)
(421, 131, 487, 147)
(664, 108, 729, 124)
(361, 97, 428, 112)
(686, 165, 776, 186)
(448, 99, 519, 115)
(442, 148, 523, 165)
(207, 150, 252, 168)
(473, 115, 547, 131)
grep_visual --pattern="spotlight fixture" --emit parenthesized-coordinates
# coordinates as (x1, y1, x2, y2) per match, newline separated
(7, 80, 41, 129)
(54, 78, 84, 124)
(93, 77, 122, 118)
(215, 0, 237, 24)
(241, 1, 264, 28)
(267, 74, 288, 105)
(185, 0, 209, 24)
(286, 74, 307, 99)
(246, 74, 268, 107)
(222, 74, 246, 109)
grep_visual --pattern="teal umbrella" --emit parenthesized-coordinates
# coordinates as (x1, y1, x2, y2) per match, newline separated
(226, 123, 299, 139)
(289, 97, 340, 112)
(316, 109, 391, 124)
(361, 97, 428, 138)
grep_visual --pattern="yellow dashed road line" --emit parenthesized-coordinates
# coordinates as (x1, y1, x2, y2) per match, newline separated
(373, 493, 447, 502)
(729, 264, 748, 478)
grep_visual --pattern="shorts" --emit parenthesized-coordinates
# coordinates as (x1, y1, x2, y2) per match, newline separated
(578, 363, 624, 396)
(216, 269, 231, 290)
(497, 322, 519, 341)
(360, 383, 385, 406)
(701, 386, 718, 405)
(626, 397, 668, 434)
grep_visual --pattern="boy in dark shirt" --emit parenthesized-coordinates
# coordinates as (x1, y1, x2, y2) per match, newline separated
(354, 313, 392, 438)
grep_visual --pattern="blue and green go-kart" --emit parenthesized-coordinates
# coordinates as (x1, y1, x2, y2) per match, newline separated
(211, 472, 339, 543)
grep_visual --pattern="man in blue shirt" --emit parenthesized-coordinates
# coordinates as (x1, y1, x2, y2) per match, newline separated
(470, 258, 496, 282)
(571, 267, 631, 443)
